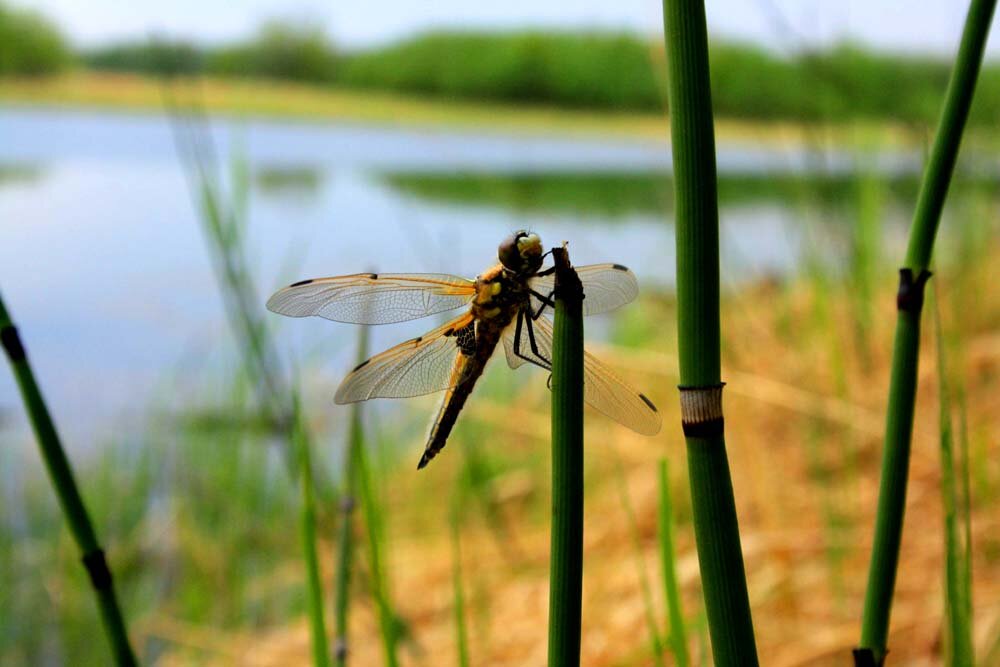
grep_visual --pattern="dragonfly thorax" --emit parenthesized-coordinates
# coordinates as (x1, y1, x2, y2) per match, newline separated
(472, 264, 531, 322)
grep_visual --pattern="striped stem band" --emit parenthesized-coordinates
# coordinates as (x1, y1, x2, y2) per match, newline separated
(678, 383, 726, 438)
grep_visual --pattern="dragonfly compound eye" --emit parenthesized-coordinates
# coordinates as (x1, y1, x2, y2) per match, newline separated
(498, 230, 543, 274)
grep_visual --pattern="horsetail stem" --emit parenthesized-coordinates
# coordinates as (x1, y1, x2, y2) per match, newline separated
(661, 0, 759, 662)
(857, 1, 996, 662)
(547, 245, 585, 667)
(0, 292, 137, 666)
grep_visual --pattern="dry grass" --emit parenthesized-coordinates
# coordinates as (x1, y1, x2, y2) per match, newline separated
(137, 248, 1000, 666)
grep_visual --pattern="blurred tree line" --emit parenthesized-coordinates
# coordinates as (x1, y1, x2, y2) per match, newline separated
(80, 27, 1000, 126)
(4, 2, 1000, 128)
(0, 2, 71, 75)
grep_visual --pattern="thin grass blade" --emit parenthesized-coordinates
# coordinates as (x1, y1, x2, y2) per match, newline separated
(932, 290, 973, 666)
(658, 458, 690, 667)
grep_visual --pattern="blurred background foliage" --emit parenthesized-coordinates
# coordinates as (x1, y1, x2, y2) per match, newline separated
(2, 1, 1000, 126)
(0, 2, 71, 76)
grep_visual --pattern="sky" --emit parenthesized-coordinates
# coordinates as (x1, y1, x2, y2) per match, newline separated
(14, 0, 1000, 56)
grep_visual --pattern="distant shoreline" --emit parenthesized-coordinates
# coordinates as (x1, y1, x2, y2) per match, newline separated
(0, 71, 926, 149)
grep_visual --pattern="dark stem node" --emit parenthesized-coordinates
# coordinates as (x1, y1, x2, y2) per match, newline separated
(852, 647, 886, 667)
(896, 268, 933, 313)
(82, 549, 114, 591)
(0, 325, 25, 362)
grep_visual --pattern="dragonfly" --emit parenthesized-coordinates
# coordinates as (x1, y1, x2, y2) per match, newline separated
(266, 230, 661, 469)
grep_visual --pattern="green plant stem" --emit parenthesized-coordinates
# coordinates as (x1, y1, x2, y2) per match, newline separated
(662, 0, 758, 663)
(932, 292, 973, 665)
(0, 293, 137, 667)
(857, 1, 996, 662)
(356, 437, 399, 667)
(613, 452, 664, 667)
(903, 0, 998, 271)
(684, 439, 756, 662)
(547, 246, 584, 667)
(294, 393, 331, 667)
(658, 459, 689, 667)
(333, 327, 368, 666)
(450, 493, 471, 667)
(163, 91, 333, 663)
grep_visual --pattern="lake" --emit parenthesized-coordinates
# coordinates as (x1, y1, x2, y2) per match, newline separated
(0, 107, 985, 450)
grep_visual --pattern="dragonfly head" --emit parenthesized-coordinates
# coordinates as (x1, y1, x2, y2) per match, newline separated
(498, 230, 543, 275)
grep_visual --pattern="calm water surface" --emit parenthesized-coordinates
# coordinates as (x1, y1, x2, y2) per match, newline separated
(0, 107, 932, 449)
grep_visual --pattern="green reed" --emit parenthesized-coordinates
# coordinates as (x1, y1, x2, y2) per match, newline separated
(657, 459, 689, 667)
(333, 326, 368, 666)
(612, 452, 664, 667)
(857, 1, 996, 662)
(547, 246, 585, 667)
(932, 291, 974, 665)
(0, 293, 137, 666)
(162, 79, 331, 666)
(450, 490, 471, 667)
(355, 434, 400, 667)
(292, 388, 331, 667)
(661, 0, 758, 662)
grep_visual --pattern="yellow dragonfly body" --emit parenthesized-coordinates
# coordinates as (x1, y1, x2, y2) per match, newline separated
(267, 231, 660, 468)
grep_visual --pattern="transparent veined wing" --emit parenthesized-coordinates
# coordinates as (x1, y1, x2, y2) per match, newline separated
(267, 272, 475, 325)
(528, 264, 638, 317)
(502, 313, 661, 435)
(335, 313, 477, 403)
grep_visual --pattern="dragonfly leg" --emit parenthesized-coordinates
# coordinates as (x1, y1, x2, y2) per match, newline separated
(512, 308, 551, 369)
(529, 289, 556, 319)
(535, 265, 555, 277)
(523, 313, 552, 369)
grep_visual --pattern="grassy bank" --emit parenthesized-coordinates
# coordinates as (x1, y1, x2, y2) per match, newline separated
(0, 71, 946, 148)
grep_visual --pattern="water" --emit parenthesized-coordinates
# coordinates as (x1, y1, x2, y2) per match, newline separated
(0, 106, 983, 449)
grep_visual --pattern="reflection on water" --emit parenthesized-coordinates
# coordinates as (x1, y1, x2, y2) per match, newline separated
(380, 169, 1000, 220)
(255, 164, 325, 199)
(0, 107, 995, 448)
(0, 162, 44, 187)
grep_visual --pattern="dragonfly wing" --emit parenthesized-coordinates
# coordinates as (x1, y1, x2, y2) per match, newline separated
(335, 313, 477, 403)
(502, 315, 661, 435)
(529, 263, 638, 317)
(267, 272, 475, 325)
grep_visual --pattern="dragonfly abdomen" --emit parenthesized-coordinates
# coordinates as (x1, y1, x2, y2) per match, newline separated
(418, 366, 482, 469)
(417, 314, 510, 469)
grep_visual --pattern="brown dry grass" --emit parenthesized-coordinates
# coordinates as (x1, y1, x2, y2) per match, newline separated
(149, 255, 1000, 666)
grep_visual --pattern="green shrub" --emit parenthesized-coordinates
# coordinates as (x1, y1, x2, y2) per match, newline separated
(77, 25, 1000, 127)
(207, 20, 337, 83)
(339, 31, 661, 110)
(0, 2, 71, 76)
(339, 30, 1000, 125)
(83, 39, 204, 76)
